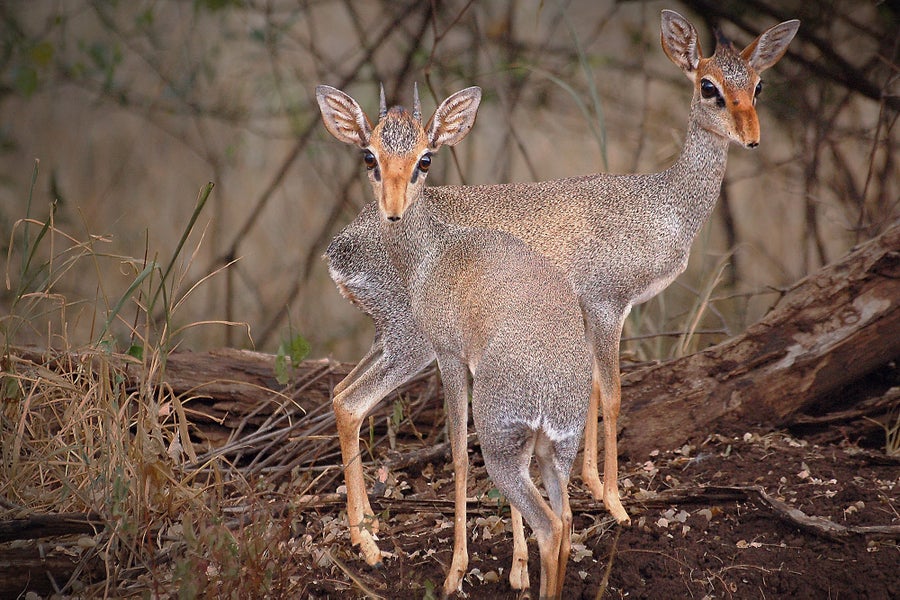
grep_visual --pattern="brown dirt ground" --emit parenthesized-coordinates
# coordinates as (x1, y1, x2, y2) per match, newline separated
(5, 366, 897, 599)
(290, 415, 899, 599)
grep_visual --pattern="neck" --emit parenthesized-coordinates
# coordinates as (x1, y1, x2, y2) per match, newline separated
(380, 195, 444, 288)
(666, 105, 732, 236)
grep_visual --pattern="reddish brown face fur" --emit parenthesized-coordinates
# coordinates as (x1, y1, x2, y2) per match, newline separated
(316, 83, 481, 222)
(368, 108, 430, 222)
(695, 52, 762, 147)
(659, 10, 797, 151)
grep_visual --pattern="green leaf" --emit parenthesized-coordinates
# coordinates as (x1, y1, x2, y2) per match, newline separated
(273, 333, 310, 385)
(274, 344, 289, 386)
(127, 344, 144, 360)
(97, 261, 158, 345)
(13, 65, 38, 96)
(147, 183, 213, 317)
(97, 338, 113, 355)
(391, 399, 404, 428)
(422, 579, 437, 600)
(288, 333, 310, 365)
(135, 8, 154, 28)
(29, 42, 54, 67)
(1, 375, 22, 401)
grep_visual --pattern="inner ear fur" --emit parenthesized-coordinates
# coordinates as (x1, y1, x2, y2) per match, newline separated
(425, 86, 482, 150)
(315, 85, 373, 147)
(741, 19, 800, 73)
(660, 9, 703, 77)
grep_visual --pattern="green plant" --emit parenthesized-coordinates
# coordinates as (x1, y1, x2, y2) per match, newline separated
(97, 181, 216, 349)
(483, 486, 510, 518)
(274, 329, 311, 385)
(4, 161, 65, 350)
(422, 578, 438, 600)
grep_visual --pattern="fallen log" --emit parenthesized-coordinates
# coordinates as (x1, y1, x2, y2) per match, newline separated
(617, 220, 900, 458)
(7, 222, 899, 469)
(0, 512, 103, 543)
(0, 545, 103, 598)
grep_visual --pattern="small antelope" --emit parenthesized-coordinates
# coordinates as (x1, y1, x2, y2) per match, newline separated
(321, 7, 799, 588)
(317, 84, 591, 598)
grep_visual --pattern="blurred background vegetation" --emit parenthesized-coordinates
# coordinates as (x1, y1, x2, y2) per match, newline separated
(1, 0, 897, 362)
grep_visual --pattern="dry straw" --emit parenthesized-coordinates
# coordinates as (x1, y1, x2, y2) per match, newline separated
(1, 168, 322, 596)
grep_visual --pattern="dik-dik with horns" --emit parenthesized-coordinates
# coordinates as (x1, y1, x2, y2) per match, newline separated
(320, 6, 799, 590)
(317, 84, 591, 597)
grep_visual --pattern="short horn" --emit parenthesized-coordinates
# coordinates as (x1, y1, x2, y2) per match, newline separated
(379, 83, 387, 119)
(412, 82, 422, 122)
(713, 27, 734, 52)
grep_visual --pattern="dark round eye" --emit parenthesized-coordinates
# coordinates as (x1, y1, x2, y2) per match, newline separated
(754, 80, 763, 98)
(362, 150, 377, 170)
(418, 153, 432, 172)
(700, 79, 719, 100)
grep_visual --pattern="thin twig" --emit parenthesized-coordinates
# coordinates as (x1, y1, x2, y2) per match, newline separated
(595, 527, 620, 600)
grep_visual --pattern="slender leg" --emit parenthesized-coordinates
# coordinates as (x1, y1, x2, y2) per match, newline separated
(493, 469, 559, 598)
(580, 364, 604, 501)
(333, 340, 383, 396)
(482, 428, 559, 599)
(333, 389, 382, 563)
(333, 342, 388, 524)
(592, 321, 630, 525)
(333, 342, 434, 565)
(535, 435, 575, 600)
(580, 306, 630, 525)
(439, 358, 471, 597)
(508, 506, 530, 590)
(534, 504, 563, 599)
(554, 482, 573, 598)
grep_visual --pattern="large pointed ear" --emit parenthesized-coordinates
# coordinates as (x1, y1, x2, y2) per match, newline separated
(425, 86, 482, 150)
(741, 19, 800, 73)
(661, 9, 702, 79)
(315, 85, 372, 147)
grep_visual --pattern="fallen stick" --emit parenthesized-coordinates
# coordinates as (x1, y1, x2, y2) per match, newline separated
(746, 485, 900, 541)
(0, 512, 104, 543)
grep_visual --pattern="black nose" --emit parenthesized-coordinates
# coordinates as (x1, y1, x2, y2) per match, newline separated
(387, 215, 401, 222)
(747, 141, 759, 148)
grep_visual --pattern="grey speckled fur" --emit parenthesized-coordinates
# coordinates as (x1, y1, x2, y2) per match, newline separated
(385, 191, 591, 440)
(324, 7, 799, 544)
(318, 81, 596, 596)
(328, 115, 726, 353)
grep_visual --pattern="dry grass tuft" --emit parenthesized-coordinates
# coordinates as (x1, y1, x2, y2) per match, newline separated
(1, 172, 331, 596)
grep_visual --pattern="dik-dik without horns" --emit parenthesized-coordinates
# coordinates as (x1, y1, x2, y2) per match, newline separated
(318, 84, 591, 598)
(322, 4, 798, 580)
